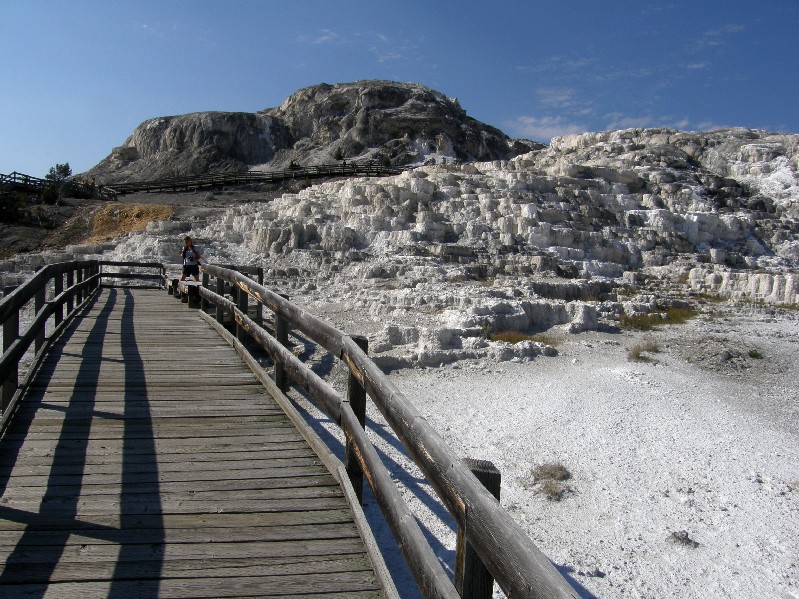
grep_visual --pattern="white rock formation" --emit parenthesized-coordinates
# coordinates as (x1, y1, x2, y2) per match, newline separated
(4, 127, 798, 367)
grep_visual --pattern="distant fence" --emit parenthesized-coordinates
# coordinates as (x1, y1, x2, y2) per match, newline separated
(105, 161, 406, 195)
(0, 171, 116, 201)
(0, 172, 49, 194)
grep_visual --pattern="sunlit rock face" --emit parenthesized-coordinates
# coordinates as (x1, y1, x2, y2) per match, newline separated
(84, 81, 532, 182)
(195, 127, 797, 274)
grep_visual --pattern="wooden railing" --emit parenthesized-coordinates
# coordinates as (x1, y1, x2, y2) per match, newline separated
(0, 260, 165, 432)
(105, 161, 406, 195)
(0, 171, 117, 201)
(193, 265, 578, 599)
(0, 171, 49, 193)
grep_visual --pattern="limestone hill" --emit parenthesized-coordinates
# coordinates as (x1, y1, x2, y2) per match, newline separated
(85, 81, 533, 183)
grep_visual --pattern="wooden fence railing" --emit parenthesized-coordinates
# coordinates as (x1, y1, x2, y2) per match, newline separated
(104, 161, 406, 195)
(0, 260, 165, 432)
(0, 171, 49, 193)
(0, 171, 117, 201)
(190, 265, 578, 599)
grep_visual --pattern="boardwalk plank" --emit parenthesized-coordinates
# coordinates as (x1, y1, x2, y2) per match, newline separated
(0, 553, 376, 584)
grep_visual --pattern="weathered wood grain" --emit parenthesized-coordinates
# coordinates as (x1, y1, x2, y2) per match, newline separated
(0, 288, 386, 597)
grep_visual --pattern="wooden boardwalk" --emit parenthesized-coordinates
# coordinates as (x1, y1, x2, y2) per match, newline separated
(0, 288, 386, 598)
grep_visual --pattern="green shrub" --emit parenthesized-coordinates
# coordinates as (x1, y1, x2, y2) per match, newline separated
(0, 192, 28, 223)
(42, 183, 60, 205)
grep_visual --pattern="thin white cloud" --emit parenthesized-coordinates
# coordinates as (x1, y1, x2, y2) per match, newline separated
(696, 120, 728, 131)
(367, 32, 424, 64)
(687, 62, 710, 70)
(604, 114, 706, 132)
(697, 23, 746, 49)
(704, 24, 746, 37)
(604, 114, 654, 130)
(514, 55, 594, 75)
(593, 67, 652, 83)
(297, 29, 344, 45)
(537, 87, 576, 107)
(506, 115, 588, 140)
(373, 49, 403, 62)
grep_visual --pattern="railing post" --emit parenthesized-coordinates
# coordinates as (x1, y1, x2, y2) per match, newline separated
(54, 273, 63, 327)
(215, 277, 225, 325)
(76, 266, 84, 304)
(256, 267, 264, 325)
(34, 286, 46, 353)
(66, 269, 74, 316)
(345, 335, 369, 504)
(201, 272, 210, 312)
(236, 284, 248, 343)
(2, 286, 19, 412)
(274, 296, 290, 392)
(455, 459, 501, 599)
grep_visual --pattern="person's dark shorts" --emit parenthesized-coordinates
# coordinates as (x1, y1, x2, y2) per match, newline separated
(182, 264, 200, 277)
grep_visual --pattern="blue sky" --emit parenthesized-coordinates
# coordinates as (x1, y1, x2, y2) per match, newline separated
(1, 1, 797, 177)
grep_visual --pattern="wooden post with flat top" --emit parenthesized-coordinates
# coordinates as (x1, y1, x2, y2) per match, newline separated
(274, 294, 290, 392)
(345, 335, 369, 504)
(455, 458, 501, 599)
(54, 274, 63, 327)
(34, 287, 46, 353)
(215, 277, 225, 325)
(201, 272, 210, 312)
(2, 286, 19, 412)
(66, 269, 74, 315)
(236, 286, 248, 342)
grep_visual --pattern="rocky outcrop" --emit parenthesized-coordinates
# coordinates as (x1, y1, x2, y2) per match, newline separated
(85, 81, 532, 182)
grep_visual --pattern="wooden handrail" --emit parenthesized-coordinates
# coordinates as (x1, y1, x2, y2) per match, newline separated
(201, 265, 579, 599)
(104, 161, 406, 195)
(0, 171, 117, 201)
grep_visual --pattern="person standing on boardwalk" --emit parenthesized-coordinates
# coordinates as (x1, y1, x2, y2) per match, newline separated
(180, 236, 202, 281)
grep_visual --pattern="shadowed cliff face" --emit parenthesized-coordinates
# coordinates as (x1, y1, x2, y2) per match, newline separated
(85, 81, 531, 182)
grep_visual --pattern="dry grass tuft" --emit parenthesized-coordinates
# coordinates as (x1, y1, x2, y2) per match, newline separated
(531, 462, 571, 482)
(525, 462, 572, 501)
(628, 340, 661, 362)
(86, 204, 174, 243)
